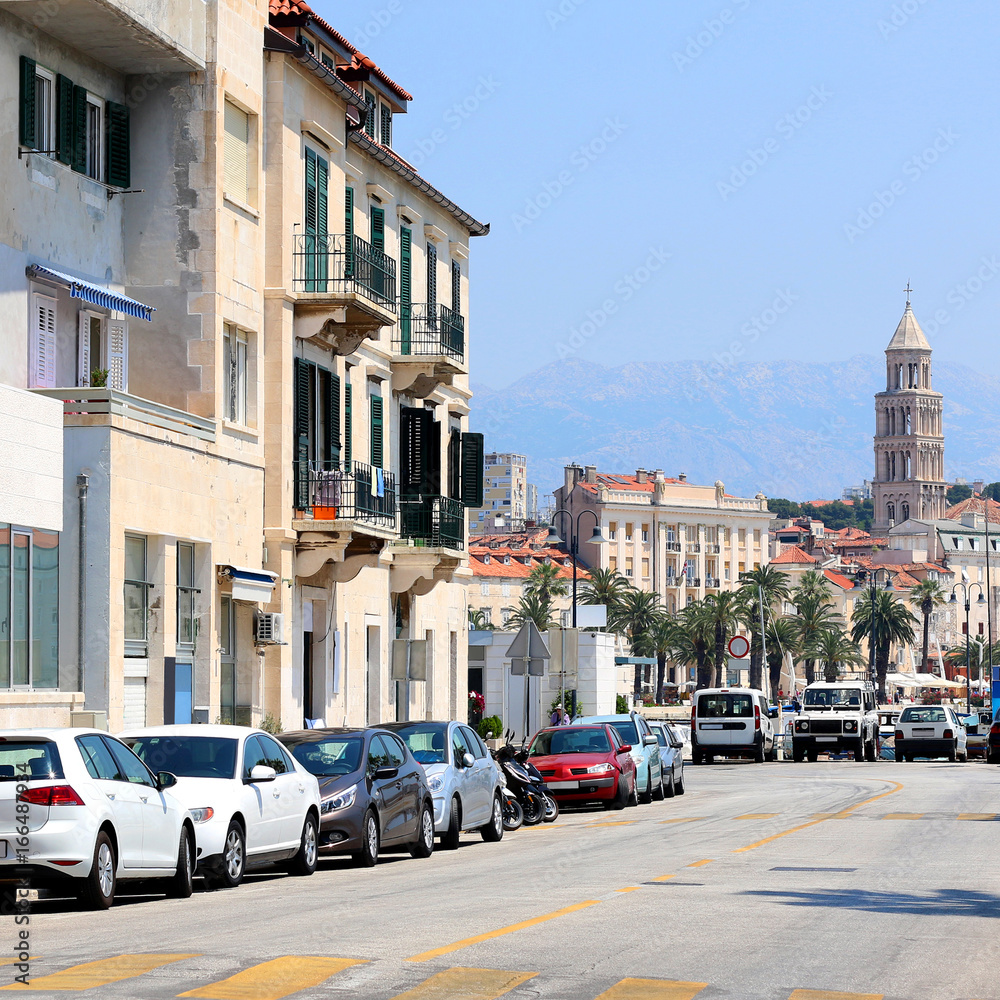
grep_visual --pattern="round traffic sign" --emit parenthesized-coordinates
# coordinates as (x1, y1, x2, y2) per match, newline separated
(728, 635, 750, 658)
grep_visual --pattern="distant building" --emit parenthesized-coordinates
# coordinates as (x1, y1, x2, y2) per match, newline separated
(470, 452, 528, 531)
(842, 481, 873, 502)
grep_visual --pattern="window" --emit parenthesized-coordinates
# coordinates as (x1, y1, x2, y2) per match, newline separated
(223, 324, 249, 424)
(104, 737, 154, 786)
(625, 557, 634, 577)
(363, 90, 377, 140)
(77, 312, 128, 391)
(642, 525, 649, 543)
(242, 736, 268, 778)
(257, 735, 293, 773)
(18, 58, 54, 155)
(29, 292, 57, 389)
(451, 260, 461, 314)
(609, 556, 617, 571)
(76, 735, 121, 781)
(124, 534, 150, 657)
(641, 557, 650, 577)
(293, 358, 341, 504)
(320, 51, 334, 69)
(608, 522, 617, 541)
(480, 582, 490, 596)
(220, 595, 236, 725)
(176, 542, 197, 648)
(370, 393, 383, 468)
(83, 95, 103, 180)
(501, 583, 511, 597)
(379, 102, 392, 147)
(426, 242, 437, 309)
(223, 99, 254, 206)
(625, 523, 633, 541)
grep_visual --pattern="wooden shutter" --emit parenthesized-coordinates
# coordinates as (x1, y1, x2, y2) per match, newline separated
(77, 312, 92, 387)
(448, 429, 462, 500)
(30, 293, 57, 389)
(364, 91, 376, 138)
(400, 406, 428, 496)
(322, 369, 341, 467)
(293, 358, 311, 508)
(427, 416, 441, 496)
(106, 100, 130, 188)
(370, 206, 385, 252)
(19, 56, 36, 148)
(56, 75, 74, 165)
(106, 320, 128, 391)
(380, 103, 392, 146)
(460, 432, 485, 508)
(451, 260, 461, 313)
(399, 227, 412, 352)
(71, 85, 87, 173)
(316, 155, 328, 235)
(304, 148, 317, 233)
(344, 383, 353, 470)
(344, 187, 354, 277)
(426, 243, 437, 310)
(222, 100, 247, 200)
(370, 394, 384, 469)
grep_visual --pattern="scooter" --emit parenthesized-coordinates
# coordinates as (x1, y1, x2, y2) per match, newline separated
(493, 732, 558, 825)
(495, 768, 523, 831)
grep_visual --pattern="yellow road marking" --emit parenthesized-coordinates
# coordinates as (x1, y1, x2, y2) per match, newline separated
(881, 813, 923, 820)
(179, 957, 363, 1000)
(615, 887, 641, 893)
(406, 902, 601, 963)
(789, 991, 883, 999)
(388, 967, 536, 1000)
(594, 977, 708, 1000)
(658, 817, 705, 824)
(732, 781, 904, 854)
(1, 954, 196, 992)
(651, 874, 676, 882)
(733, 813, 779, 820)
(587, 821, 636, 827)
(686, 859, 713, 867)
(958, 813, 997, 821)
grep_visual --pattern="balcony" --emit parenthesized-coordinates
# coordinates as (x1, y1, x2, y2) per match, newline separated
(665, 540, 681, 552)
(684, 578, 701, 588)
(706, 543, 721, 554)
(292, 233, 397, 353)
(686, 543, 701, 553)
(399, 494, 465, 550)
(390, 303, 467, 396)
(666, 578, 681, 589)
(705, 576, 721, 588)
(294, 461, 397, 526)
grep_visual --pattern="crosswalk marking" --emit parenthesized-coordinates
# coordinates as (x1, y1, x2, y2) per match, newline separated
(0, 954, 197, 992)
(734, 813, 779, 820)
(178, 956, 363, 1000)
(593, 977, 708, 999)
(957, 813, 997, 821)
(388, 967, 536, 1000)
(788, 991, 883, 999)
(881, 813, 923, 820)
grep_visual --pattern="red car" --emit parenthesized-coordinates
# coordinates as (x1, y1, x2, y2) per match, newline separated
(526, 724, 637, 810)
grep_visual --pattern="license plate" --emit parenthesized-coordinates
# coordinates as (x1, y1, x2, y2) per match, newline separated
(547, 781, 580, 790)
(816, 736, 838, 742)
(913, 728, 934, 734)
(700, 724, 723, 730)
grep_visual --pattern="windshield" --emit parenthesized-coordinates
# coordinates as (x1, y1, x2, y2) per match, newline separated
(0, 741, 63, 781)
(608, 720, 639, 744)
(126, 736, 238, 779)
(529, 728, 611, 756)
(899, 707, 945, 723)
(289, 737, 363, 777)
(654, 728, 668, 747)
(698, 694, 753, 718)
(392, 724, 448, 765)
(804, 688, 862, 709)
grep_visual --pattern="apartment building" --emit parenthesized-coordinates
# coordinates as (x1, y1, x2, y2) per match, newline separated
(469, 453, 528, 532)
(553, 465, 772, 610)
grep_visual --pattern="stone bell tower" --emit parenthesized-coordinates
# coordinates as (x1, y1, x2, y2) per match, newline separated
(872, 290, 946, 533)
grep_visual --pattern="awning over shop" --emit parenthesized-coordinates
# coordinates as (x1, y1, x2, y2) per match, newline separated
(886, 672, 965, 689)
(27, 264, 155, 321)
(217, 565, 278, 603)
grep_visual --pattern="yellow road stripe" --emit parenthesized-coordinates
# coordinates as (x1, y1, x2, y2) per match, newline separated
(388, 967, 536, 1000)
(881, 813, 923, 820)
(615, 887, 641, 893)
(652, 874, 676, 882)
(686, 859, 713, 867)
(788, 991, 883, 999)
(732, 781, 904, 854)
(958, 813, 997, 821)
(733, 813, 779, 820)
(587, 821, 636, 827)
(1, 954, 196, 992)
(406, 902, 600, 963)
(594, 977, 708, 1000)
(658, 818, 705, 824)
(178, 957, 363, 1000)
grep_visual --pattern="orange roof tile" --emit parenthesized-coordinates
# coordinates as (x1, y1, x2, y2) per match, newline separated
(823, 569, 854, 590)
(944, 495, 1000, 524)
(770, 545, 817, 565)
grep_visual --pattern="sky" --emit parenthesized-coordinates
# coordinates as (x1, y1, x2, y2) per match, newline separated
(320, 0, 1000, 389)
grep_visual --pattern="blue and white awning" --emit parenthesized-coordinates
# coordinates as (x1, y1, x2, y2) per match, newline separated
(217, 565, 278, 603)
(26, 264, 155, 321)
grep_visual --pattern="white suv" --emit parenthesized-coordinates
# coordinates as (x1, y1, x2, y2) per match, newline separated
(0, 729, 194, 909)
(894, 705, 968, 762)
(792, 681, 879, 762)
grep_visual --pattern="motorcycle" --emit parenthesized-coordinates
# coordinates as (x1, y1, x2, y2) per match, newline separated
(496, 769, 523, 831)
(492, 732, 558, 825)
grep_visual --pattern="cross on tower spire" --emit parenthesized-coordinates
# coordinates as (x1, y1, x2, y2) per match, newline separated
(904, 281, 913, 307)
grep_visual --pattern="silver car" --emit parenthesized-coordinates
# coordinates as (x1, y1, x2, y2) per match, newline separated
(649, 723, 686, 797)
(383, 721, 503, 848)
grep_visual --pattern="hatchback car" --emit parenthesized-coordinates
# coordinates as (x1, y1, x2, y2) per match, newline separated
(382, 721, 503, 848)
(961, 711, 993, 760)
(649, 722, 685, 796)
(571, 713, 664, 802)
(0, 729, 194, 909)
(279, 728, 434, 867)
(121, 725, 321, 888)
(526, 724, 636, 810)
(894, 705, 968, 762)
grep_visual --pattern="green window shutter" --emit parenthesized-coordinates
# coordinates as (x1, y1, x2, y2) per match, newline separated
(71, 85, 87, 173)
(427, 417, 441, 496)
(399, 227, 412, 352)
(316, 155, 328, 234)
(56, 75, 74, 165)
(370, 394, 384, 468)
(451, 260, 461, 314)
(105, 100, 130, 187)
(400, 406, 429, 497)
(322, 369, 341, 467)
(380, 103, 391, 146)
(370, 206, 385, 253)
(426, 243, 437, 310)
(364, 91, 376, 139)
(344, 383, 353, 469)
(460, 432, 485, 508)
(447, 429, 462, 500)
(19, 56, 36, 148)
(304, 148, 317, 233)
(293, 358, 312, 508)
(344, 186, 354, 277)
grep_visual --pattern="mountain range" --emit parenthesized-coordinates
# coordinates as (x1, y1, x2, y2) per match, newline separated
(469, 355, 1000, 502)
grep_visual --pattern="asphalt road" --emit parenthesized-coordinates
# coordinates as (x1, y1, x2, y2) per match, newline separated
(4, 759, 999, 1000)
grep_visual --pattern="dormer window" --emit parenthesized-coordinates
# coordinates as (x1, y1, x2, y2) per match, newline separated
(522, 556, 531, 565)
(299, 34, 315, 54)
(379, 101, 392, 147)
(503, 555, 511, 565)
(363, 90, 377, 140)
(483, 554, 491, 564)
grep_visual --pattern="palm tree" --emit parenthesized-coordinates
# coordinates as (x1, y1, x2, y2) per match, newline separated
(764, 616, 801, 697)
(702, 591, 741, 691)
(737, 565, 791, 690)
(468, 608, 494, 631)
(609, 587, 663, 698)
(578, 567, 631, 630)
(506, 590, 558, 632)
(909, 579, 945, 673)
(943, 634, 999, 685)
(851, 589, 918, 702)
(524, 562, 569, 606)
(810, 627, 866, 682)
(791, 572, 838, 686)
(636, 613, 677, 703)
(675, 601, 715, 690)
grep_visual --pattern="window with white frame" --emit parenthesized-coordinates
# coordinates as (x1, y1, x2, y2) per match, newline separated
(223, 99, 255, 207)
(480, 582, 490, 596)
(77, 311, 128, 390)
(501, 583, 511, 597)
(176, 542, 198, 649)
(84, 95, 103, 180)
(32, 65, 55, 156)
(124, 534, 151, 657)
(223, 323, 249, 424)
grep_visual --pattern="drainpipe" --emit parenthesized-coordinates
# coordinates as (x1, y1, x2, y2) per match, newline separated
(76, 473, 89, 696)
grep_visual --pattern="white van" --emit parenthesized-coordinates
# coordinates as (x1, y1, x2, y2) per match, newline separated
(691, 688, 775, 764)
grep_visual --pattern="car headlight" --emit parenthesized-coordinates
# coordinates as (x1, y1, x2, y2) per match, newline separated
(321, 783, 357, 814)
(190, 807, 215, 824)
(844, 720, 858, 732)
(427, 774, 444, 793)
(585, 763, 614, 774)
(796, 720, 809, 732)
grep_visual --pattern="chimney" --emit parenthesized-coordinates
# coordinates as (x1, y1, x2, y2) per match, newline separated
(563, 464, 582, 495)
(678, 472, 687, 482)
(636, 468, 647, 484)
(584, 465, 597, 484)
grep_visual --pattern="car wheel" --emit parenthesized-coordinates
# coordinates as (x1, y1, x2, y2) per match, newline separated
(441, 797, 462, 849)
(664, 770, 676, 798)
(353, 810, 380, 867)
(481, 794, 505, 842)
(854, 739, 865, 763)
(948, 745, 957, 763)
(168, 827, 194, 899)
(609, 775, 629, 810)
(410, 802, 437, 857)
(627, 776, 639, 807)
(206, 820, 245, 889)
(502, 796, 523, 831)
(639, 768, 653, 804)
(865, 736, 878, 762)
(753, 739, 765, 764)
(959, 750, 968, 763)
(80, 831, 116, 910)
(652, 769, 666, 801)
(675, 771, 685, 795)
(807, 749, 818, 763)
(287, 813, 318, 876)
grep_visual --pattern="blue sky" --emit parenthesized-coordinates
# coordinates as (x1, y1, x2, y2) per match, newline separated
(327, 0, 1000, 388)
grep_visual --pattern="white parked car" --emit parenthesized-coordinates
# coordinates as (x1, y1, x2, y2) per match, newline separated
(894, 705, 968, 762)
(121, 726, 321, 888)
(691, 688, 776, 763)
(0, 729, 195, 909)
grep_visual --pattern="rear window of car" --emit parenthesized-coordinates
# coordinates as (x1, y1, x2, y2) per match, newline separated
(698, 694, 753, 718)
(126, 736, 238, 779)
(392, 724, 448, 765)
(0, 740, 63, 781)
(287, 737, 363, 778)
(608, 720, 639, 744)
(529, 728, 611, 756)
(900, 707, 945, 723)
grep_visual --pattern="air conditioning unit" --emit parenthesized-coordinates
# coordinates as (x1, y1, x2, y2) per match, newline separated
(254, 611, 285, 645)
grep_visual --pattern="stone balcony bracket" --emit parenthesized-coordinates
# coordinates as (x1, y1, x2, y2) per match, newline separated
(389, 548, 462, 595)
(390, 361, 457, 398)
(295, 304, 387, 357)
(295, 530, 389, 583)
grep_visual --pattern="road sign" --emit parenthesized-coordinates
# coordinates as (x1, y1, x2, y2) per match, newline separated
(728, 635, 750, 659)
(507, 619, 551, 677)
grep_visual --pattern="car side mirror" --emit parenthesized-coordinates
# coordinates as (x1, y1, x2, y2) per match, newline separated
(156, 771, 177, 790)
(462, 753, 476, 768)
(671, 741, 683, 750)
(642, 735, 658, 747)
(617, 744, 632, 754)
(246, 764, 277, 784)
(372, 765, 399, 780)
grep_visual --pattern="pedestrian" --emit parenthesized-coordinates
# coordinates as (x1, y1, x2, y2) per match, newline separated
(792, 694, 801, 713)
(549, 704, 564, 726)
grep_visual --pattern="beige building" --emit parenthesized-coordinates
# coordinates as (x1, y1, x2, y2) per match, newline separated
(469, 453, 529, 532)
(554, 465, 772, 612)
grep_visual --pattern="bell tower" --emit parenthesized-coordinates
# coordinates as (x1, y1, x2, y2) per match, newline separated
(872, 290, 946, 533)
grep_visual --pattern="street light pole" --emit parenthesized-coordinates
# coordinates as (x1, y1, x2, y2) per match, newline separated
(950, 582, 986, 715)
(548, 508, 607, 628)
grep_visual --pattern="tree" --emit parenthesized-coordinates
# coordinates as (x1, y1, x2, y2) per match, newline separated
(673, 602, 715, 690)
(578, 567, 631, 628)
(947, 483, 973, 505)
(702, 591, 741, 690)
(506, 591, 558, 632)
(851, 590, 918, 702)
(764, 616, 801, 697)
(943, 634, 1000, 683)
(909, 579, 945, 672)
(636, 614, 677, 703)
(791, 572, 840, 686)
(810, 628, 866, 682)
(468, 608, 494, 631)
(982, 482, 1000, 502)
(737, 565, 791, 690)
(609, 588, 663, 698)
(766, 498, 802, 520)
(524, 562, 569, 606)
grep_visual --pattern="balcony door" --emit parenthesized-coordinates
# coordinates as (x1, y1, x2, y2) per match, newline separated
(77, 311, 127, 390)
(303, 147, 329, 291)
(293, 358, 341, 510)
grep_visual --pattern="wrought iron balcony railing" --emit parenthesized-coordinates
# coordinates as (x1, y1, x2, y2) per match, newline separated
(392, 302, 465, 361)
(293, 233, 397, 312)
(399, 494, 465, 549)
(295, 460, 397, 525)
(665, 540, 681, 551)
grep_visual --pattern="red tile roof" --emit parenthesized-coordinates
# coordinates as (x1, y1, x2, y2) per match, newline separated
(770, 545, 817, 565)
(944, 495, 1000, 524)
(804, 499, 853, 507)
(823, 569, 854, 590)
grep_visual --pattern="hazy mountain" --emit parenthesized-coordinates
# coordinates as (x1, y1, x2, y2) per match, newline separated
(470, 355, 1000, 502)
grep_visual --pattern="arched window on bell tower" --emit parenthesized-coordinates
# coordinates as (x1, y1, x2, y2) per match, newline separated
(901, 501, 909, 521)
(887, 501, 896, 523)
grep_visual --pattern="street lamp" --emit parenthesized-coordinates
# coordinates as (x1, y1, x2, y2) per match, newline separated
(949, 583, 986, 714)
(851, 568, 897, 696)
(546, 510, 608, 628)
